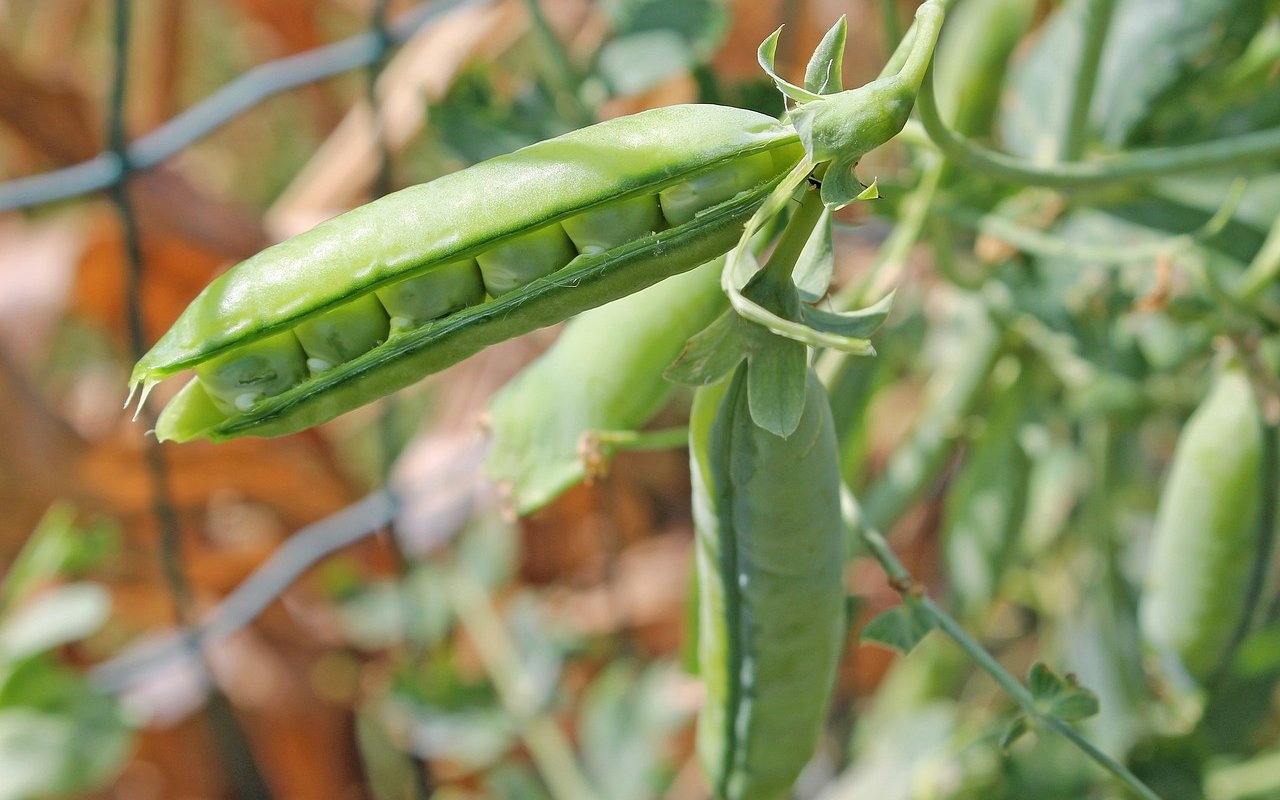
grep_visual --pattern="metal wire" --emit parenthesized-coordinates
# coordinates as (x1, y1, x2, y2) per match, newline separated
(0, 0, 485, 212)
(16, 0, 487, 745)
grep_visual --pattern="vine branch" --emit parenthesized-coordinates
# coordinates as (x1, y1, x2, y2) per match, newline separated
(916, 61, 1280, 187)
(843, 488, 1162, 800)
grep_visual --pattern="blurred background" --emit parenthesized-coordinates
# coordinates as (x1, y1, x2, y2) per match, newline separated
(2, 0, 1280, 798)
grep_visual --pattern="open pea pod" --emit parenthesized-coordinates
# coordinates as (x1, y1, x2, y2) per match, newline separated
(129, 105, 804, 442)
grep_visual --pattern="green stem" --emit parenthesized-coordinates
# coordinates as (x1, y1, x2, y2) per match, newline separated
(589, 427, 690, 454)
(880, 0, 958, 79)
(1060, 0, 1117, 162)
(917, 61, 1280, 187)
(879, 0, 903, 52)
(832, 156, 943, 310)
(940, 177, 1244, 263)
(1238, 215, 1280, 303)
(522, 0, 592, 127)
(856, 294, 1001, 533)
(845, 489, 1162, 800)
(449, 572, 598, 800)
(762, 184, 826, 283)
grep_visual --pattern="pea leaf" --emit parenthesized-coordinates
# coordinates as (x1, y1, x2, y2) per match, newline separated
(757, 27, 824, 104)
(0, 584, 110, 661)
(804, 16, 847, 95)
(746, 336, 808, 438)
(665, 310, 748, 386)
(1029, 662, 1100, 722)
(819, 156, 877, 210)
(355, 710, 427, 800)
(1000, 714, 1030, 752)
(861, 603, 936, 653)
(800, 290, 896, 339)
(597, 31, 693, 96)
(793, 207, 834, 302)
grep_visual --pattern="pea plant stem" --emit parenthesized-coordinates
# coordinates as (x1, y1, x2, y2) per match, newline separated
(833, 155, 944, 310)
(522, 0, 592, 127)
(1060, 0, 1117, 162)
(763, 181, 827, 283)
(879, 0, 958, 79)
(449, 572, 599, 800)
(588, 427, 690, 454)
(917, 60, 1280, 187)
(879, 0, 903, 52)
(1238, 215, 1280, 303)
(845, 489, 1162, 800)
(939, 176, 1244, 264)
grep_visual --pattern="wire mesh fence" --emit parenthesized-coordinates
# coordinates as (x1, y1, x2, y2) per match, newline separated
(2, 4, 492, 787)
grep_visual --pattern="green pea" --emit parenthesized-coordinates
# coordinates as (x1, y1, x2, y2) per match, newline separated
(375, 258, 485, 334)
(1140, 363, 1267, 684)
(294, 293, 390, 373)
(561, 194, 664, 254)
(130, 105, 804, 442)
(691, 363, 845, 800)
(660, 151, 777, 226)
(475, 223, 578, 298)
(193, 330, 307, 414)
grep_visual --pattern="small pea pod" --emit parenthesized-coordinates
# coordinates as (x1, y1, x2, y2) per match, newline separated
(485, 258, 728, 515)
(130, 105, 803, 441)
(1140, 362, 1268, 684)
(691, 363, 845, 800)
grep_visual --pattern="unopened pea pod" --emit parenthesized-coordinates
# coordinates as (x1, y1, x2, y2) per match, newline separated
(691, 363, 844, 800)
(129, 105, 804, 441)
(1140, 363, 1268, 684)
(486, 258, 728, 516)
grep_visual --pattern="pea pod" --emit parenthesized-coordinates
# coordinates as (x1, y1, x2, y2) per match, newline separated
(129, 105, 803, 441)
(485, 258, 728, 516)
(690, 363, 844, 800)
(1140, 362, 1267, 684)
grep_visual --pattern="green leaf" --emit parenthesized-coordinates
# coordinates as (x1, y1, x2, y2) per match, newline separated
(0, 505, 117, 614)
(793, 207, 834, 302)
(819, 155, 874, 210)
(597, 31, 693, 96)
(861, 603, 936, 653)
(0, 584, 110, 661)
(746, 336, 808, 438)
(1028, 662, 1100, 722)
(757, 27, 823, 104)
(335, 566, 454, 651)
(393, 702, 517, 769)
(665, 309, 748, 386)
(804, 16, 847, 95)
(800, 290, 896, 340)
(1000, 714, 1030, 752)
(580, 662, 690, 800)
(0, 686, 130, 799)
(355, 710, 426, 800)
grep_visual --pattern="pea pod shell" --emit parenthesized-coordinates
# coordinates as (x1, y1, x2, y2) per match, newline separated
(132, 105, 798, 388)
(691, 364, 845, 800)
(153, 174, 786, 442)
(485, 258, 728, 515)
(1140, 365, 1265, 683)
